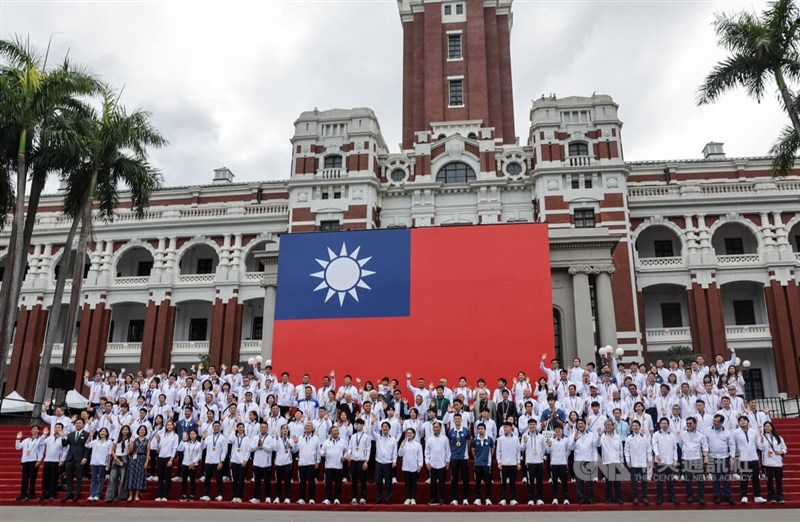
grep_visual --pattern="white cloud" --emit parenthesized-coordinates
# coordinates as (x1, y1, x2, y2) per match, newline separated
(1, 0, 788, 188)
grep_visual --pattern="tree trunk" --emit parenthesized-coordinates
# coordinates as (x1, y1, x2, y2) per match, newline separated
(61, 170, 97, 373)
(32, 213, 80, 413)
(0, 129, 28, 391)
(775, 68, 800, 139)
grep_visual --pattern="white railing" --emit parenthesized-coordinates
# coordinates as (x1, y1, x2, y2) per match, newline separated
(178, 207, 227, 219)
(725, 324, 771, 339)
(646, 327, 692, 343)
(717, 254, 761, 266)
(105, 342, 142, 356)
(114, 276, 150, 287)
(245, 204, 288, 215)
(318, 168, 343, 179)
(638, 256, 685, 269)
(628, 186, 681, 198)
(172, 341, 210, 354)
(563, 156, 594, 167)
(177, 273, 215, 285)
(700, 182, 755, 195)
(240, 340, 262, 355)
(243, 272, 263, 282)
(628, 179, 800, 201)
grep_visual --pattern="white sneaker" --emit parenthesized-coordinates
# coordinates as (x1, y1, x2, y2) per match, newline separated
(463, 499, 469, 505)
(485, 499, 492, 505)
(172, 476, 181, 482)
(309, 499, 315, 504)
(334, 499, 340, 505)
(536, 500, 544, 505)
(298, 499, 306, 505)
(199, 476, 205, 482)
(528, 500, 534, 505)
(215, 495, 222, 502)
(499, 499, 507, 505)
(351, 499, 358, 505)
(223, 476, 230, 482)
(392, 478, 397, 484)
(563, 499, 570, 505)
(522, 477, 527, 483)
(741, 496, 748, 503)
(510, 500, 518, 505)
(474, 499, 482, 505)
(425, 478, 431, 484)
(451, 500, 458, 505)
(411, 499, 416, 505)
(200, 496, 210, 501)
(284, 498, 290, 504)
(342, 478, 347, 483)
(552, 499, 559, 504)
(249, 498, 259, 504)
(359, 498, 366, 504)
(754, 497, 767, 503)
(404, 499, 411, 505)
(322, 499, 330, 505)
(265, 497, 272, 504)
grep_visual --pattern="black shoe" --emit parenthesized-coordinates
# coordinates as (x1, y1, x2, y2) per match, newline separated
(633, 499, 639, 505)
(375, 499, 383, 504)
(38, 496, 47, 502)
(642, 498, 649, 505)
(671, 498, 680, 505)
(656, 498, 663, 505)
(727, 497, 735, 505)
(698, 498, 705, 505)
(714, 496, 721, 504)
(687, 496, 695, 503)
(61, 496, 70, 502)
(617, 500, 623, 505)
(15, 495, 26, 501)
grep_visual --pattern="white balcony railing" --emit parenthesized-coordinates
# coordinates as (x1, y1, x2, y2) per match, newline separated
(646, 327, 692, 344)
(628, 179, 800, 201)
(725, 324, 771, 340)
(795, 252, 800, 263)
(114, 276, 150, 287)
(318, 168, 343, 179)
(564, 156, 595, 168)
(105, 342, 142, 356)
(243, 272, 263, 282)
(717, 254, 761, 266)
(240, 340, 262, 355)
(177, 273, 215, 285)
(172, 341, 210, 354)
(638, 256, 685, 269)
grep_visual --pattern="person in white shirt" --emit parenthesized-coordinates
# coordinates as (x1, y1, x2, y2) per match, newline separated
(571, 418, 597, 505)
(273, 424, 294, 504)
(398, 428, 423, 505)
(652, 418, 679, 505)
(716, 396, 739, 431)
(228, 422, 252, 503)
(374, 421, 398, 504)
(598, 419, 624, 504)
(39, 424, 66, 501)
(625, 420, 652, 505)
(347, 418, 371, 504)
(424, 421, 450, 505)
(540, 354, 560, 388)
(706, 413, 735, 505)
(545, 425, 570, 505)
(294, 422, 320, 504)
(86, 427, 113, 501)
(41, 401, 74, 434)
(275, 372, 296, 415)
(496, 421, 521, 505)
(249, 422, 275, 504)
(178, 428, 202, 501)
(758, 421, 787, 503)
(106, 424, 132, 502)
(678, 416, 708, 504)
(153, 420, 179, 501)
(742, 399, 771, 430)
(15, 425, 45, 501)
(732, 416, 767, 503)
(200, 421, 228, 501)
(522, 419, 546, 505)
(320, 426, 348, 504)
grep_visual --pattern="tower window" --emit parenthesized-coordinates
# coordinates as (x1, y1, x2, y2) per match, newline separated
(568, 142, 589, 156)
(436, 162, 476, 184)
(320, 220, 341, 232)
(448, 79, 464, 107)
(448, 34, 462, 60)
(574, 209, 596, 228)
(442, 2, 466, 23)
(323, 155, 343, 169)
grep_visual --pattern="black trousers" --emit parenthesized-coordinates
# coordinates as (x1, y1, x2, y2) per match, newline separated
(474, 465, 492, 502)
(20, 462, 38, 498)
(275, 464, 292, 501)
(575, 461, 596, 503)
(156, 457, 172, 499)
(655, 463, 677, 501)
(710, 457, 732, 500)
(631, 467, 648, 501)
(500, 465, 518, 502)
(349, 460, 367, 501)
(202, 463, 223, 498)
(180, 464, 196, 497)
(148, 449, 158, 476)
(605, 478, 622, 503)
(403, 471, 418, 500)
(739, 459, 762, 498)
(42, 462, 60, 498)
(253, 465, 272, 501)
(550, 464, 568, 502)
(298, 464, 317, 501)
(64, 460, 84, 498)
(429, 466, 446, 502)
(764, 465, 783, 500)
(324, 468, 343, 501)
(231, 462, 246, 499)
(450, 459, 469, 502)
(683, 459, 705, 501)
(375, 462, 393, 503)
(525, 462, 544, 502)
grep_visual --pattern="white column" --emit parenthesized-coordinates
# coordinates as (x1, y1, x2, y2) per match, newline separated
(261, 279, 277, 359)
(570, 267, 595, 364)
(595, 268, 617, 349)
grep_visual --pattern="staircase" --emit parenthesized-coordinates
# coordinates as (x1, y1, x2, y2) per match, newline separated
(1, 419, 798, 511)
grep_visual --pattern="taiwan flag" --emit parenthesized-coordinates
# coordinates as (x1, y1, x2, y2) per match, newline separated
(272, 223, 554, 387)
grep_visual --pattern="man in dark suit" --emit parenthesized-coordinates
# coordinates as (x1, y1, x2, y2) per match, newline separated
(495, 389, 518, 425)
(337, 394, 360, 423)
(61, 418, 89, 501)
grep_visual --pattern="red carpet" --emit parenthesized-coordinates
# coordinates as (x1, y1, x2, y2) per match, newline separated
(1, 419, 798, 511)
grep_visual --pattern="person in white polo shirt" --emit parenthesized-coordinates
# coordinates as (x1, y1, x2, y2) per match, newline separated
(706, 413, 735, 505)
(522, 419, 546, 505)
(496, 421, 521, 505)
(424, 421, 450, 505)
(758, 420, 787, 503)
(625, 419, 652, 505)
(398, 428, 424, 505)
(320, 426, 348, 505)
(678, 416, 708, 505)
(732, 415, 766, 503)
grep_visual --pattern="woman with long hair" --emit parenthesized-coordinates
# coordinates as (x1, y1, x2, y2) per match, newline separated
(179, 428, 202, 501)
(727, 365, 745, 398)
(148, 414, 165, 481)
(154, 420, 179, 501)
(86, 427, 113, 501)
(106, 425, 132, 502)
(126, 425, 150, 501)
(759, 421, 787, 503)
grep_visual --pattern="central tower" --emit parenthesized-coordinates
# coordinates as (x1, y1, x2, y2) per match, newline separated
(398, 0, 516, 149)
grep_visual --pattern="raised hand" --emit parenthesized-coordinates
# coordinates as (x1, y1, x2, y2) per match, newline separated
(43, 427, 49, 437)
(330, 370, 335, 377)
(406, 371, 411, 379)
(16, 432, 22, 439)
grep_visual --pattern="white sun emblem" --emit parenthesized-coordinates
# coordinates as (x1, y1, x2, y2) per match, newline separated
(311, 243, 376, 306)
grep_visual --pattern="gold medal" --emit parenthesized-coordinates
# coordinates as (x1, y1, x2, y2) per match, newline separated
(356, 446, 359, 452)
(456, 441, 461, 447)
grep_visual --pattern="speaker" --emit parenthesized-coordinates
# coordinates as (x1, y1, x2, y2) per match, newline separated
(62, 369, 76, 390)
(48, 367, 64, 389)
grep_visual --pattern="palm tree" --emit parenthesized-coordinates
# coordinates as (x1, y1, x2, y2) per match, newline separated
(698, 0, 800, 175)
(0, 36, 98, 385)
(58, 86, 166, 370)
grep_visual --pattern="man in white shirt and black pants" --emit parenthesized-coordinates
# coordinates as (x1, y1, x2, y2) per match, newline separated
(732, 415, 767, 503)
(424, 421, 450, 505)
(496, 422, 521, 505)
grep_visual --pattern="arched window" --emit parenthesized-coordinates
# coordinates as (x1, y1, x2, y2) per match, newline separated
(436, 162, 476, 184)
(568, 142, 589, 156)
(553, 308, 563, 365)
(323, 155, 343, 169)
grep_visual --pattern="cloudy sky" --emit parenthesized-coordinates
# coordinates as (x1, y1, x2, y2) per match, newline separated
(0, 0, 790, 190)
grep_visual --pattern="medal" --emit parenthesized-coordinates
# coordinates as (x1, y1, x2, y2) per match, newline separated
(356, 447, 359, 452)
(456, 441, 461, 447)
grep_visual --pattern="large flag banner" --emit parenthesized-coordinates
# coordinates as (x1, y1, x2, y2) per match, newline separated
(272, 223, 554, 386)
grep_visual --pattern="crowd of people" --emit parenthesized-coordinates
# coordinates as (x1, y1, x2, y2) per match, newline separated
(13, 346, 789, 507)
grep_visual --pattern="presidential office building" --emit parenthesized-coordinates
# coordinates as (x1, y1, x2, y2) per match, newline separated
(2, 0, 800, 400)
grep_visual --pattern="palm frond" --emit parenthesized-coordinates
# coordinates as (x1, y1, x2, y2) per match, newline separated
(769, 124, 800, 176)
(698, 54, 764, 104)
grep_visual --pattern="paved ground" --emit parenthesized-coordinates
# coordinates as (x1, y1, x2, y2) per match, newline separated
(2, 507, 800, 522)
